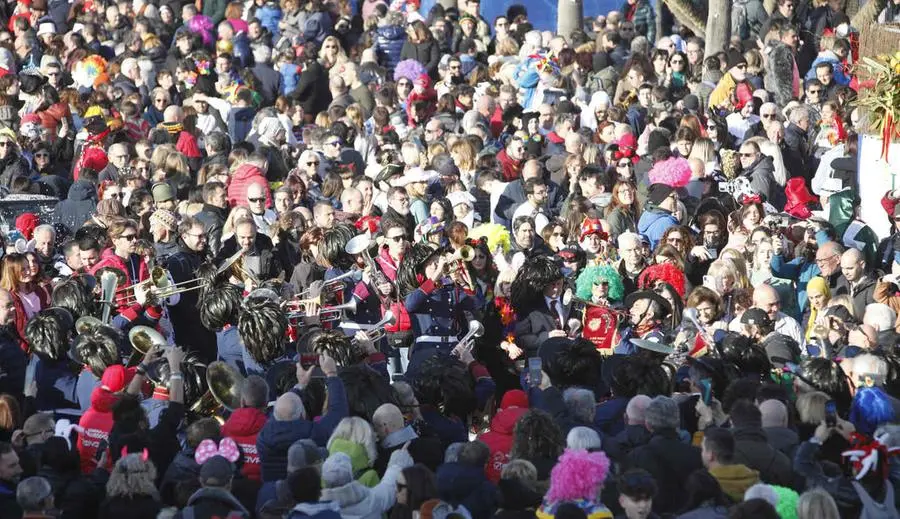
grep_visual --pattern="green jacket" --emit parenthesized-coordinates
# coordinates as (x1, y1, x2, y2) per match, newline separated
(828, 189, 878, 268)
(328, 438, 380, 488)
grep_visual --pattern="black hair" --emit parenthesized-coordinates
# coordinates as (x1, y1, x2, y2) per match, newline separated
(459, 441, 490, 468)
(717, 332, 770, 381)
(148, 352, 207, 404)
(730, 499, 779, 519)
(397, 242, 440, 298)
(288, 466, 322, 503)
(199, 283, 242, 331)
(547, 338, 603, 389)
(617, 469, 658, 500)
(510, 409, 564, 461)
(798, 357, 852, 416)
(702, 427, 734, 463)
(678, 469, 731, 514)
(111, 393, 146, 434)
(51, 278, 97, 320)
(41, 436, 81, 474)
(25, 310, 71, 362)
(412, 353, 477, 420)
(721, 378, 762, 415)
(729, 399, 762, 428)
(509, 255, 562, 315)
(237, 298, 287, 366)
(320, 225, 355, 270)
(609, 355, 670, 398)
(74, 331, 120, 378)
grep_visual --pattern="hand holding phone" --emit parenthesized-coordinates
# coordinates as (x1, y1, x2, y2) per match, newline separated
(825, 400, 837, 428)
(527, 357, 542, 388)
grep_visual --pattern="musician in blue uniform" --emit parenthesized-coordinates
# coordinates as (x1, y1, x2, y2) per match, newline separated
(614, 290, 672, 355)
(320, 226, 382, 327)
(397, 243, 476, 375)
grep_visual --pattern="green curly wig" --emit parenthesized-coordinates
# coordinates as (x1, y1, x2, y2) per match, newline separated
(575, 264, 624, 303)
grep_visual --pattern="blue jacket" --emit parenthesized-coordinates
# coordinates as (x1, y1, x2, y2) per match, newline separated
(33, 358, 80, 414)
(255, 3, 283, 39)
(373, 25, 406, 70)
(420, 407, 467, 450)
(280, 63, 300, 96)
(404, 279, 474, 339)
(637, 208, 678, 250)
(228, 107, 256, 145)
(256, 377, 348, 482)
(302, 11, 332, 45)
(769, 254, 820, 314)
(217, 326, 244, 374)
(805, 53, 851, 86)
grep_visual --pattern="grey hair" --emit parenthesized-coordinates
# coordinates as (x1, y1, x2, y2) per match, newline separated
(645, 396, 680, 431)
(852, 353, 889, 387)
(618, 231, 641, 249)
(33, 224, 55, 240)
(445, 442, 466, 463)
(106, 454, 159, 499)
(789, 106, 811, 124)
(16, 477, 52, 511)
(566, 426, 602, 451)
(563, 388, 596, 424)
(864, 303, 896, 333)
(252, 45, 272, 64)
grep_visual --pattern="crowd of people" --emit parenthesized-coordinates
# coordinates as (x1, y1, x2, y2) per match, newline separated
(0, 0, 893, 516)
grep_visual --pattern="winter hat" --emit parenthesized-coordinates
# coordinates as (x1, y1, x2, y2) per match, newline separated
(647, 183, 675, 205)
(199, 455, 235, 487)
(682, 94, 700, 113)
(726, 48, 747, 71)
(500, 389, 528, 409)
(579, 217, 605, 241)
(322, 452, 354, 487)
(648, 157, 692, 188)
(784, 177, 818, 219)
(151, 182, 175, 203)
(149, 209, 177, 231)
(15, 213, 39, 240)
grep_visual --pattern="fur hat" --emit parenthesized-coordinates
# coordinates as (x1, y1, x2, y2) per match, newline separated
(648, 157, 692, 188)
(322, 452, 354, 487)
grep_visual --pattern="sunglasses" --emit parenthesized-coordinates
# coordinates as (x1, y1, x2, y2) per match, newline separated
(34, 153, 49, 158)
(808, 89, 822, 94)
(762, 113, 776, 119)
(0, 141, 12, 147)
(387, 235, 407, 242)
(307, 161, 320, 166)
(249, 197, 266, 203)
(120, 234, 137, 241)
(325, 141, 342, 147)
(617, 161, 632, 168)
(740, 152, 756, 158)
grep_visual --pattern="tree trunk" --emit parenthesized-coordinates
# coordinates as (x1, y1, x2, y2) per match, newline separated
(558, 0, 583, 41)
(705, 0, 730, 56)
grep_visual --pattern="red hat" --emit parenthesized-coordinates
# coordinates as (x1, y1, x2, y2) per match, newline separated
(580, 218, 606, 242)
(500, 389, 528, 409)
(81, 146, 109, 172)
(15, 213, 38, 240)
(20, 113, 40, 125)
(101, 365, 128, 392)
(784, 177, 818, 219)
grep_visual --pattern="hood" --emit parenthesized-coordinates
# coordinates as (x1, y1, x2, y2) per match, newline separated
(436, 462, 487, 503)
(498, 477, 542, 510)
(222, 407, 267, 437)
(489, 406, 528, 436)
(328, 438, 374, 472)
(377, 24, 405, 40)
(188, 486, 249, 515)
(90, 386, 118, 413)
(66, 180, 96, 202)
(745, 154, 775, 176)
(290, 501, 342, 516)
(710, 464, 759, 498)
(232, 162, 266, 181)
(321, 480, 368, 508)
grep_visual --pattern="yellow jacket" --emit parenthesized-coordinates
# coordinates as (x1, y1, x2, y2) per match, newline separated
(708, 72, 737, 110)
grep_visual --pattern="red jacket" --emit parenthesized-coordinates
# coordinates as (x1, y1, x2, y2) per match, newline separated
(221, 407, 267, 481)
(477, 394, 528, 483)
(497, 148, 523, 182)
(11, 285, 50, 352)
(76, 387, 117, 474)
(227, 163, 271, 208)
(375, 246, 411, 333)
(89, 248, 150, 287)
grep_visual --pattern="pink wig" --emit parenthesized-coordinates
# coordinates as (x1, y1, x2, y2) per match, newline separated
(394, 59, 427, 83)
(545, 449, 611, 503)
(188, 15, 214, 47)
(648, 157, 692, 188)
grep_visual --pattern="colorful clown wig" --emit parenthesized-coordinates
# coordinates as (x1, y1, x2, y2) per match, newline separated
(850, 386, 897, 436)
(648, 156, 693, 188)
(544, 449, 611, 503)
(188, 14, 215, 47)
(72, 55, 108, 90)
(638, 263, 687, 298)
(575, 264, 624, 303)
(394, 59, 428, 83)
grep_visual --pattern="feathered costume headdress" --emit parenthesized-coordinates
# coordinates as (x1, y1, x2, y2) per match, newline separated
(469, 223, 511, 255)
(510, 256, 562, 315)
(638, 263, 687, 298)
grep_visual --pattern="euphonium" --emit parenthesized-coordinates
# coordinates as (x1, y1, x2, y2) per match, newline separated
(190, 361, 244, 418)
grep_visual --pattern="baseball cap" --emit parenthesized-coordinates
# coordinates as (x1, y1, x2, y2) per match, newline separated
(741, 308, 772, 327)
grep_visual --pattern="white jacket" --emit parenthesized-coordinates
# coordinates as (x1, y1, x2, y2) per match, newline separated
(320, 449, 413, 519)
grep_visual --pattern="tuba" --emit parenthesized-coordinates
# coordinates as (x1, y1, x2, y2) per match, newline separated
(190, 361, 245, 419)
(127, 326, 167, 367)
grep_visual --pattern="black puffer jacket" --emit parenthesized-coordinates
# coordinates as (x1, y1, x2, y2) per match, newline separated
(400, 39, 440, 77)
(54, 180, 98, 234)
(0, 152, 31, 188)
(741, 154, 785, 210)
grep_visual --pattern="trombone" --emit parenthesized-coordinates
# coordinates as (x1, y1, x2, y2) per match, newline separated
(286, 298, 358, 323)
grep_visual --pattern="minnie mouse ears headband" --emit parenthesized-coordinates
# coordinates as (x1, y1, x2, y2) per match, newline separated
(195, 438, 240, 465)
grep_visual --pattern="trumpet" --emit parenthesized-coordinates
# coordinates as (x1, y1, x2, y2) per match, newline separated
(455, 320, 485, 352)
(443, 245, 476, 292)
(286, 298, 358, 323)
(295, 271, 358, 302)
(127, 325, 167, 367)
(351, 310, 396, 345)
(190, 361, 244, 419)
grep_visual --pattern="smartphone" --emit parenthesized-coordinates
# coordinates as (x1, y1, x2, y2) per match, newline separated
(95, 439, 108, 461)
(825, 400, 837, 427)
(528, 357, 542, 388)
(699, 378, 712, 406)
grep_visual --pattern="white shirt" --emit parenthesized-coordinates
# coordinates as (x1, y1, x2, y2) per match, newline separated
(512, 201, 549, 235)
(775, 311, 805, 353)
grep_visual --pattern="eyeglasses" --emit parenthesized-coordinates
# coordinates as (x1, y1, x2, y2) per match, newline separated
(815, 254, 838, 264)
(248, 197, 266, 203)
(119, 234, 137, 241)
(186, 232, 207, 239)
(325, 141, 342, 147)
